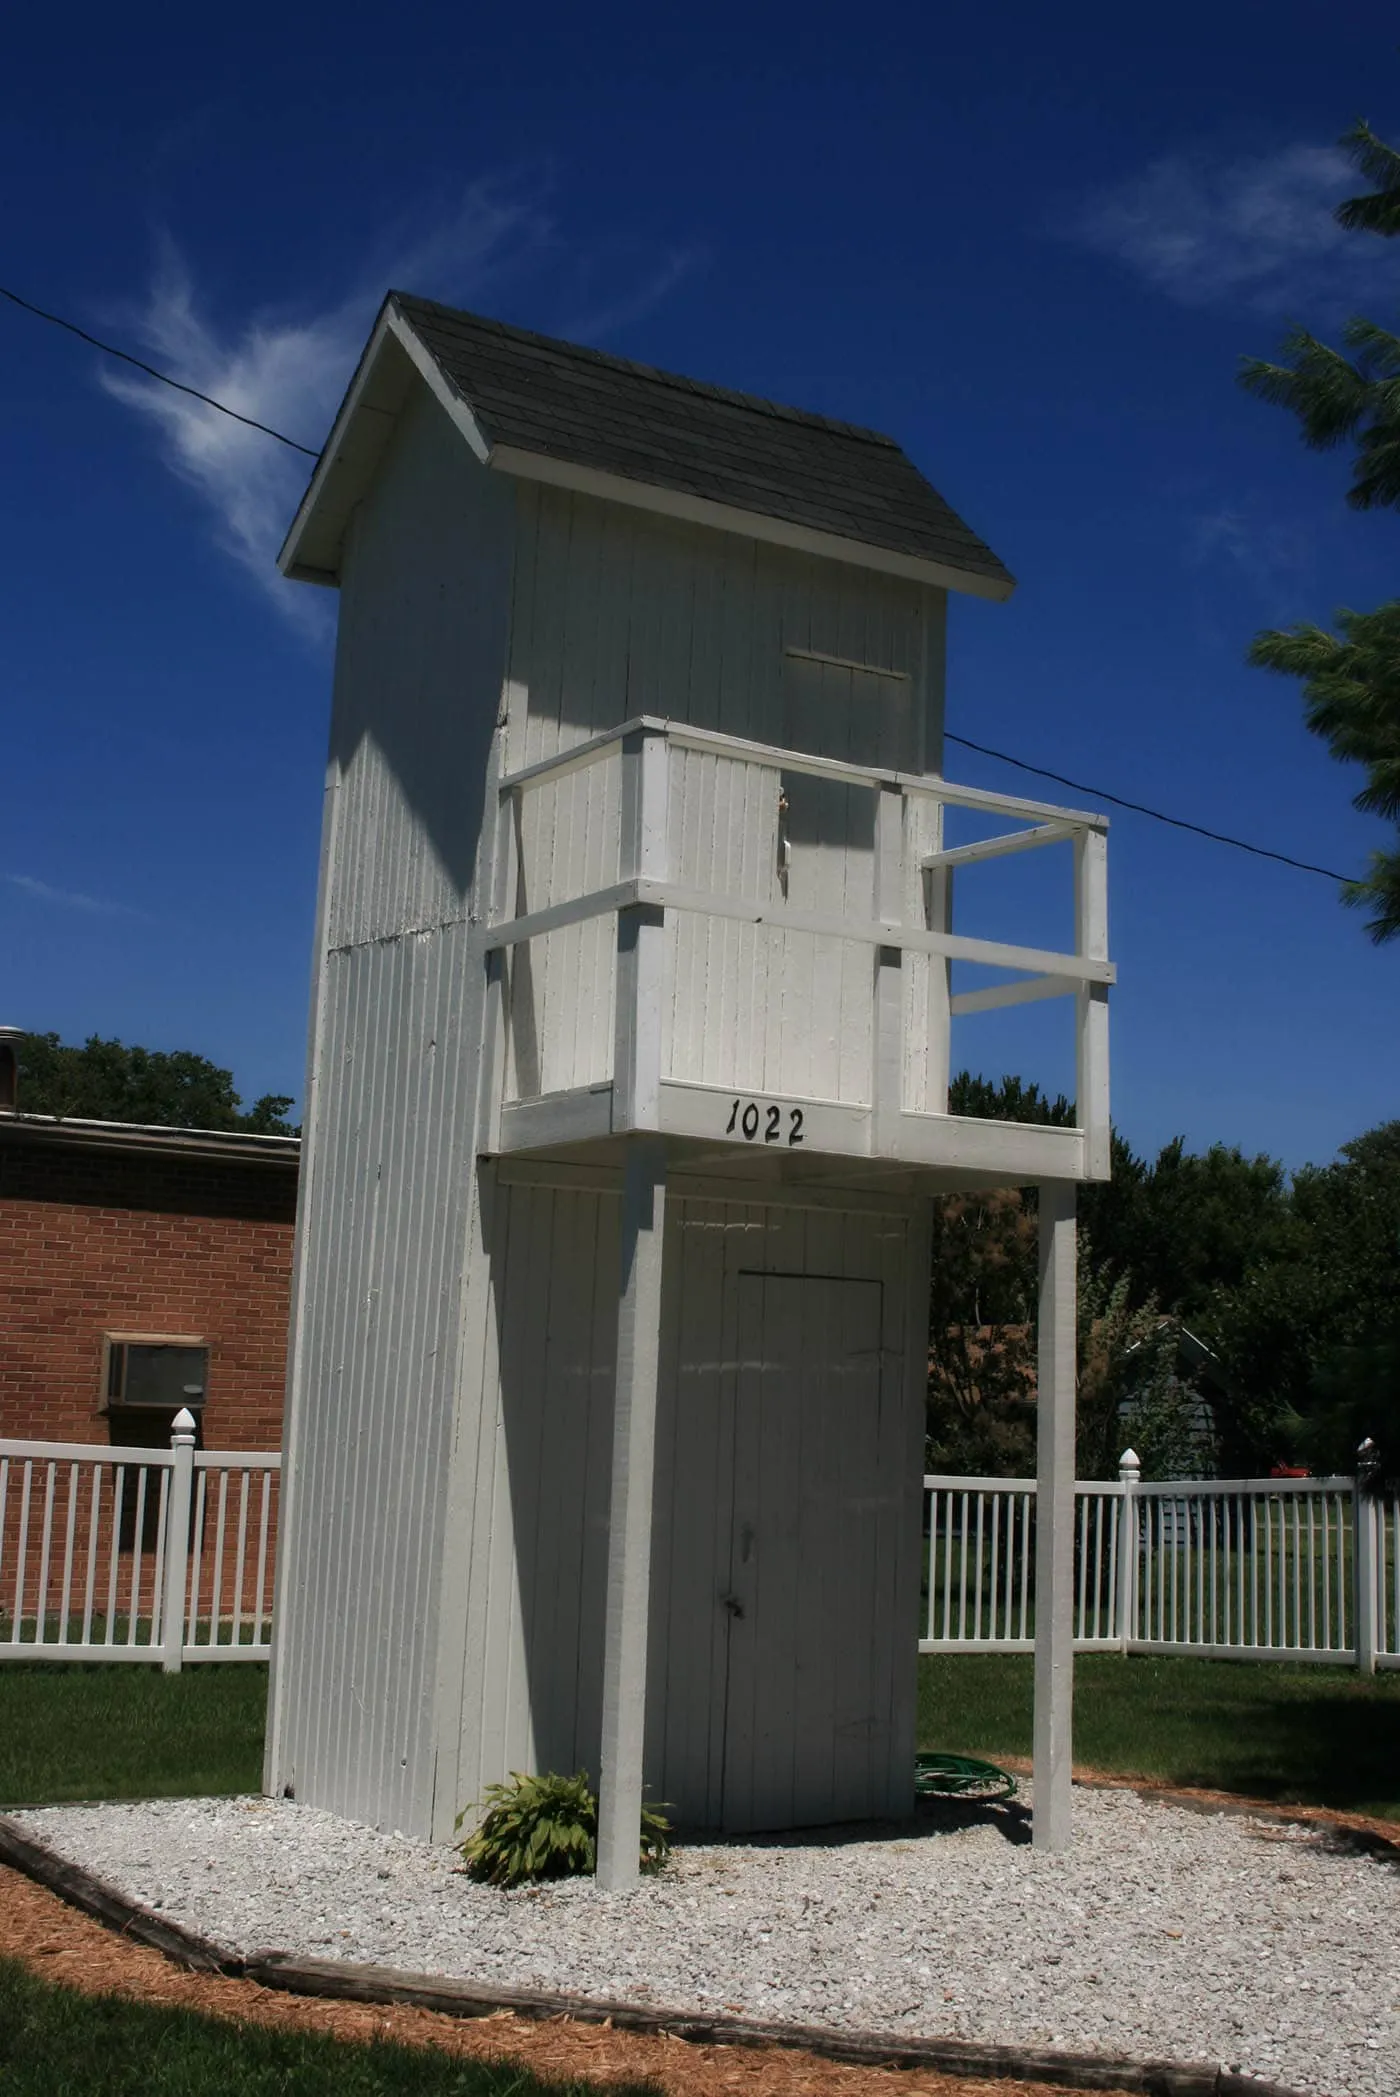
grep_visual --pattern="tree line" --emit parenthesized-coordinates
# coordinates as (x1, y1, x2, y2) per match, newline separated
(930, 1075, 1400, 1488)
(12, 1032, 296, 1136)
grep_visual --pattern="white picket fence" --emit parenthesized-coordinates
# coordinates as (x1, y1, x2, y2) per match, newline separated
(923, 1453, 1400, 1672)
(0, 1414, 279, 1670)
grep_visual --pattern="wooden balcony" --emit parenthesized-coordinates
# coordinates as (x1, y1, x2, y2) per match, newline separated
(481, 717, 1112, 1189)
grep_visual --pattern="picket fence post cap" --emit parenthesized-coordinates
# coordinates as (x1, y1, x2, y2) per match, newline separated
(171, 1407, 198, 1438)
(1118, 1448, 1141, 1474)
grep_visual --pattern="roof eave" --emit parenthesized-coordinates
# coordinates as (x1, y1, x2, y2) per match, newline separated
(0, 1113, 300, 1167)
(277, 299, 493, 585)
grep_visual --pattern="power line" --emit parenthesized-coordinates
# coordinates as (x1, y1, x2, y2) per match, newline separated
(0, 280, 1365, 886)
(945, 730, 1351, 884)
(0, 283, 320, 456)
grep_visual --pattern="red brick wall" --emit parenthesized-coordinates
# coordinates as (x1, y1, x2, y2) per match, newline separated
(0, 1137, 297, 1452)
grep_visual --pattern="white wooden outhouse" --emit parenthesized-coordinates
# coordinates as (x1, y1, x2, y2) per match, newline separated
(264, 297, 1112, 1878)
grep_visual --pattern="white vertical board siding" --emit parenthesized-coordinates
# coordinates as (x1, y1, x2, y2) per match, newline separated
(267, 384, 515, 1836)
(506, 484, 942, 1113)
(439, 1183, 924, 1839)
(506, 483, 934, 763)
(445, 1178, 621, 1829)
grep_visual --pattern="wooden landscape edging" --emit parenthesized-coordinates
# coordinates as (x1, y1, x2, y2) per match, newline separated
(0, 1815, 1308, 2097)
(0, 1817, 232, 1974)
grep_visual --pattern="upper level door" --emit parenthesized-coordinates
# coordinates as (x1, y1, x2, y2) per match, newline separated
(765, 652, 917, 1105)
(662, 649, 919, 1109)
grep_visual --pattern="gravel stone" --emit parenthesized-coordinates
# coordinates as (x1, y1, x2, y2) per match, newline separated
(14, 1787, 1400, 2096)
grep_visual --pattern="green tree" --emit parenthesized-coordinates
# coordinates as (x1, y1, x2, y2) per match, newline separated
(946, 1072, 1400, 1478)
(947, 1070, 1074, 1126)
(1080, 1135, 1295, 1322)
(926, 1093, 1213, 1480)
(1266, 1121, 1400, 1486)
(1240, 118, 1400, 942)
(926, 1184, 1039, 1476)
(15, 1032, 296, 1134)
(1185, 1120, 1400, 1474)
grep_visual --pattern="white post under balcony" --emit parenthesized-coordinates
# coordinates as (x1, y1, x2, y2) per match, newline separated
(1033, 1180, 1077, 1849)
(596, 1134, 667, 1889)
(597, 721, 669, 1890)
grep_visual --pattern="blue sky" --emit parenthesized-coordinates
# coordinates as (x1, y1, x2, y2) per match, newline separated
(3, 1, 1396, 1168)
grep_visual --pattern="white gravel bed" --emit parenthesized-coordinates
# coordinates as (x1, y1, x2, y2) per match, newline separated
(12, 1789, 1400, 2096)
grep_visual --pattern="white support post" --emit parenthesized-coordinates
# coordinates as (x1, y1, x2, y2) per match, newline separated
(613, 728, 669, 1132)
(873, 783, 905, 1154)
(1117, 1448, 1140, 1654)
(1033, 1183, 1077, 1849)
(596, 1136, 668, 1889)
(1074, 830, 1110, 1181)
(161, 1410, 197, 1676)
(1355, 1440, 1379, 1676)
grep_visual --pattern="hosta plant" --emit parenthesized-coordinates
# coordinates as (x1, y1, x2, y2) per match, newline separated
(456, 1769, 671, 1887)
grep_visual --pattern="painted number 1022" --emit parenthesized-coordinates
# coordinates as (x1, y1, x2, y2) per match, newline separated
(724, 1098, 804, 1146)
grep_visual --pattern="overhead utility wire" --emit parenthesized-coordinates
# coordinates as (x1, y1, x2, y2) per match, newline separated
(0, 283, 320, 456)
(945, 732, 1349, 883)
(0, 281, 1360, 885)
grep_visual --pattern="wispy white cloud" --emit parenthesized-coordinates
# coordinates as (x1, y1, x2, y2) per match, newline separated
(1066, 144, 1392, 311)
(1184, 499, 1318, 627)
(100, 182, 552, 626)
(561, 249, 700, 346)
(100, 185, 698, 627)
(7, 873, 150, 918)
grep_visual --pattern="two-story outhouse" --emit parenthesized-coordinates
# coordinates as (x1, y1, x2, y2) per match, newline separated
(264, 297, 1112, 1879)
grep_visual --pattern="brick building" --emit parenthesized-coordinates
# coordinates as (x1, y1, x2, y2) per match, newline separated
(0, 1112, 298, 1454)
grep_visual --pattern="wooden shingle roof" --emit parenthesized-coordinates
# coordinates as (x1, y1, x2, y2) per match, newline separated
(392, 294, 1012, 596)
(280, 293, 1014, 596)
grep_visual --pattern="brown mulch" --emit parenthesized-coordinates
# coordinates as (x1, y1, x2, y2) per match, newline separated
(0, 1859, 1134, 2097)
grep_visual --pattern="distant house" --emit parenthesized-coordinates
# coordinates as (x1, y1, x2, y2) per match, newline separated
(0, 1101, 298, 1456)
(1119, 1318, 1228, 1478)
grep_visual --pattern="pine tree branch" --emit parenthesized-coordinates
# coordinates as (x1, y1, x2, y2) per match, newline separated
(1336, 119, 1400, 236)
(1342, 849, 1400, 943)
(1238, 333, 1371, 448)
(1249, 603, 1400, 942)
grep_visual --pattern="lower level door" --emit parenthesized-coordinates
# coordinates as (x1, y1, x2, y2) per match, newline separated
(719, 1271, 897, 1831)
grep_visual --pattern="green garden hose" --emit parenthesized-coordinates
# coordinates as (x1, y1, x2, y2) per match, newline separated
(914, 1752, 1018, 1802)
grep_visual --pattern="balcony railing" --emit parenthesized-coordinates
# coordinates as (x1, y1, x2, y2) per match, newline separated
(482, 717, 1112, 1178)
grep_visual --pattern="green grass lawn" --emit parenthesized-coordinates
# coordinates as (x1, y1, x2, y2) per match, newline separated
(919, 1651, 1400, 1819)
(0, 1958, 653, 2097)
(4, 1653, 1399, 1822)
(0, 1664, 266, 1807)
